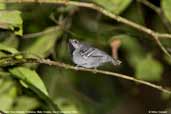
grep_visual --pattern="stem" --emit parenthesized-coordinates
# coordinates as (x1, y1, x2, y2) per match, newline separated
(1, 0, 171, 94)
(3, 0, 171, 39)
(3, 0, 171, 58)
(1, 57, 171, 94)
(138, 0, 171, 33)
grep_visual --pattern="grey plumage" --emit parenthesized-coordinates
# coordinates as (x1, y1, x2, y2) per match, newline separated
(69, 39, 121, 68)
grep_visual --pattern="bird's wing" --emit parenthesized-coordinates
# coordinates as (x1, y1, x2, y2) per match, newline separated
(89, 49, 108, 57)
(79, 47, 106, 59)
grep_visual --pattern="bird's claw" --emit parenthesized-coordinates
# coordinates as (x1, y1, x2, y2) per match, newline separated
(74, 65, 81, 70)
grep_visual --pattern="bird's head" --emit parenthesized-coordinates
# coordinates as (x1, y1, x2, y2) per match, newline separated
(68, 39, 81, 56)
(69, 39, 81, 49)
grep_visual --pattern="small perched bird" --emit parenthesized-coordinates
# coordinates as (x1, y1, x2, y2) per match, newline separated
(69, 39, 121, 68)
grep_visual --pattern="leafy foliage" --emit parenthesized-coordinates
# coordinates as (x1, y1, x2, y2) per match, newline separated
(162, 0, 171, 23)
(9, 67, 48, 96)
(92, 0, 132, 14)
(0, 10, 23, 35)
(0, 0, 171, 114)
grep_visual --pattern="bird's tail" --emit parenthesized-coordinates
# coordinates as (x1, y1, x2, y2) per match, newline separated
(111, 58, 122, 66)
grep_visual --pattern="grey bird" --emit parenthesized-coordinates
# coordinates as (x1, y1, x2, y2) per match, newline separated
(69, 39, 121, 68)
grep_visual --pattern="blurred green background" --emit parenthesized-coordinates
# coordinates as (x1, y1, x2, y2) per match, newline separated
(0, 0, 171, 114)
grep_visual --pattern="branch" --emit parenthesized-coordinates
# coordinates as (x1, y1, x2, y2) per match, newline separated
(1, 56, 171, 94)
(38, 59, 171, 94)
(3, 0, 171, 39)
(153, 35, 171, 59)
(1, 0, 171, 94)
(138, 0, 171, 33)
(3, 0, 171, 59)
(138, 0, 161, 14)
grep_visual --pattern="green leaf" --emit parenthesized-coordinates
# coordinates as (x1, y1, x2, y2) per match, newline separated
(135, 55, 163, 81)
(111, 34, 145, 66)
(2, 34, 19, 49)
(0, 3, 6, 10)
(55, 98, 78, 113)
(0, 95, 13, 110)
(0, 44, 18, 54)
(9, 67, 48, 96)
(0, 10, 23, 35)
(23, 26, 62, 58)
(162, 0, 171, 23)
(0, 83, 17, 111)
(112, 35, 163, 82)
(12, 96, 39, 111)
(9, 67, 62, 111)
(92, 0, 132, 14)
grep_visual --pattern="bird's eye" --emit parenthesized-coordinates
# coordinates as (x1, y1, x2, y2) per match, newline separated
(73, 40, 78, 44)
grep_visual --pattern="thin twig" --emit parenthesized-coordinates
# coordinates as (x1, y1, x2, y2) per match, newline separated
(23, 31, 49, 39)
(1, 57, 171, 94)
(38, 59, 171, 94)
(138, 0, 171, 32)
(3, 0, 171, 39)
(23, 26, 60, 39)
(1, 0, 171, 93)
(2, 0, 171, 59)
(153, 35, 171, 58)
(138, 0, 161, 14)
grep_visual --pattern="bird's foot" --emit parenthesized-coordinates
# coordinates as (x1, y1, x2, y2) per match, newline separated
(74, 65, 81, 70)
